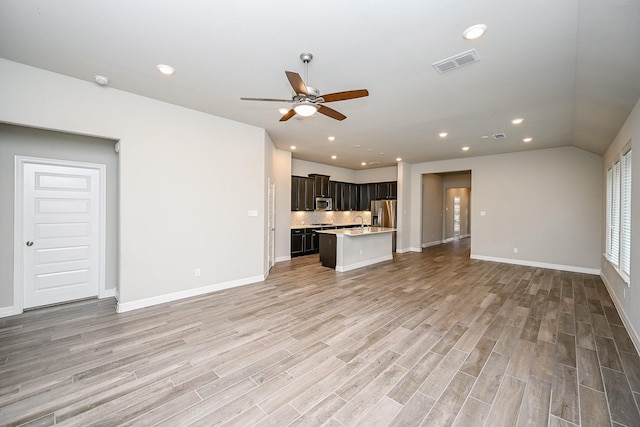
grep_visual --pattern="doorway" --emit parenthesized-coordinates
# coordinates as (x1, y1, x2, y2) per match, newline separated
(421, 171, 471, 247)
(0, 124, 117, 317)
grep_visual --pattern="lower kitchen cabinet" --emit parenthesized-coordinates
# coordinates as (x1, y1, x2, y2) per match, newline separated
(291, 229, 305, 257)
(291, 228, 321, 257)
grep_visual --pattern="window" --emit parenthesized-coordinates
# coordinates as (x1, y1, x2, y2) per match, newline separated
(606, 146, 632, 282)
(621, 149, 632, 277)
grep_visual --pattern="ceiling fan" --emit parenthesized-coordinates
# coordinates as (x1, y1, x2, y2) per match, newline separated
(240, 52, 369, 121)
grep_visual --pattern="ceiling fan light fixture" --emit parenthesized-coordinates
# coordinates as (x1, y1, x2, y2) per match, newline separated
(293, 101, 318, 117)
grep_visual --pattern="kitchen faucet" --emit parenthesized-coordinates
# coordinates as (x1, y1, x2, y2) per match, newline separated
(353, 215, 364, 229)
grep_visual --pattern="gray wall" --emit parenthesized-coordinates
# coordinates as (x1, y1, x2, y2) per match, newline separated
(421, 174, 443, 245)
(1, 58, 272, 313)
(601, 97, 640, 348)
(0, 124, 118, 308)
(410, 146, 603, 272)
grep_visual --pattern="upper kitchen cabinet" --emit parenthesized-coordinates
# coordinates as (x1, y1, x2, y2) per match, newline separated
(309, 174, 330, 198)
(330, 181, 343, 210)
(357, 183, 377, 211)
(291, 176, 315, 211)
(376, 181, 397, 200)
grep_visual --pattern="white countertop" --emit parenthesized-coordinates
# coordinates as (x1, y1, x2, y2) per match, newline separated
(317, 227, 395, 236)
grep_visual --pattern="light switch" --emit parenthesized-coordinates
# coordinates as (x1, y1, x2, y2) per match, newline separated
(480, 211, 486, 216)
(248, 210, 258, 217)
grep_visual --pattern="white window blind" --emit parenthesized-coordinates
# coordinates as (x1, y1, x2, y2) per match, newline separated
(611, 161, 621, 265)
(620, 149, 632, 277)
(606, 167, 613, 257)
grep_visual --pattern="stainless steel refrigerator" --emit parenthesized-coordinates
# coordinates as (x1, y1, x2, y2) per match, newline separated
(371, 200, 397, 252)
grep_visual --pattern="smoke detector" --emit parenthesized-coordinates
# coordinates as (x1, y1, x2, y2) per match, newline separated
(94, 75, 109, 85)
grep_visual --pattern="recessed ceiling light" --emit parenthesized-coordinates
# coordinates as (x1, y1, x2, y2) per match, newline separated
(379, 152, 385, 155)
(439, 132, 448, 138)
(328, 136, 336, 141)
(463, 24, 487, 40)
(157, 64, 175, 75)
(523, 137, 533, 143)
(396, 157, 402, 162)
(361, 162, 367, 166)
(94, 75, 109, 85)
(355, 144, 361, 148)
(368, 148, 373, 151)
(462, 146, 470, 151)
(511, 118, 524, 125)
(331, 155, 337, 159)
(481, 135, 489, 139)
(278, 108, 289, 115)
(290, 145, 296, 150)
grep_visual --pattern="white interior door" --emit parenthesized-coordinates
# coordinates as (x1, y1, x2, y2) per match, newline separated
(21, 161, 102, 308)
(268, 180, 276, 270)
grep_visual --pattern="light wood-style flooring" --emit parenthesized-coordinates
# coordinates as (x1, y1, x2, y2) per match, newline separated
(2, 239, 640, 426)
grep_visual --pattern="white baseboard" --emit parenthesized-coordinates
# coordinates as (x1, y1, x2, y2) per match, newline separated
(409, 247, 423, 253)
(276, 255, 291, 263)
(600, 273, 640, 356)
(470, 254, 601, 275)
(0, 305, 22, 318)
(336, 255, 393, 272)
(116, 275, 265, 313)
(422, 241, 442, 248)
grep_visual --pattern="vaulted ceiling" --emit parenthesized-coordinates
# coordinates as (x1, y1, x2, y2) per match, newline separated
(1, 0, 639, 169)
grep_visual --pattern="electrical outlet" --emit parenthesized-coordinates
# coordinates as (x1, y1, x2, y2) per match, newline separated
(513, 248, 519, 254)
(360, 249, 363, 255)
(195, 268, 201, 277)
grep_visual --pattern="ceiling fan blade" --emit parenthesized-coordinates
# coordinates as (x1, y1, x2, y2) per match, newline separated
(240, 97, 292, 102)
(321, 89, 369, 103)
(318, 105, 346, 121)
(285, 71, 308, 95)
(279, 109, 297, 122)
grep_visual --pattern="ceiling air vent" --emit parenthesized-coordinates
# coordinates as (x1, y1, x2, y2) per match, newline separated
(432, 49, 481, 74)
(492, 133, 507, 139)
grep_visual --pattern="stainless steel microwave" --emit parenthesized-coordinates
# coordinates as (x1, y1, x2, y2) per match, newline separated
(315, 197, 332, 211)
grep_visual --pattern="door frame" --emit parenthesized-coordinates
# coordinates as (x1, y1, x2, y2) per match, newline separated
(13, 156, 107, 313)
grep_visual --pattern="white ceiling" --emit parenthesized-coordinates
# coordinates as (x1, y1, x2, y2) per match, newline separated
(1, 0, 639, 169)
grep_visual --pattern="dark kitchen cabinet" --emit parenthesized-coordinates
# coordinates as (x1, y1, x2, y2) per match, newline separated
(291, 227, 321, 257)
(358, 183, 377, 211)
(291, 176, 315, 211)
(343, 183, 358, 211)
(291, 228, 305, 256)
(310, 174, 330, 197)
(376, 181, 397, 199)
(319, 234, 337, 268)
(330, 181, 343, 210)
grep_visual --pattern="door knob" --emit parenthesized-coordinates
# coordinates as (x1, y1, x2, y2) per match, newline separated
(26, 241, 34, 247)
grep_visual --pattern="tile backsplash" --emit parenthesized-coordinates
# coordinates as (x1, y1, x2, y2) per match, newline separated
(291, 211, 372, 227)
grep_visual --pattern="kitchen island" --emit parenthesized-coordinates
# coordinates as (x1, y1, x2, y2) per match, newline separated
(317, 227, 395, 272)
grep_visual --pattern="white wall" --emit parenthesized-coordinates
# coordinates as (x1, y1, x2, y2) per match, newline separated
(274, 149, 292, 262)
(601, 97, 640, 349)
(409, 146, 603, 272)
(0, 59, 270, 312)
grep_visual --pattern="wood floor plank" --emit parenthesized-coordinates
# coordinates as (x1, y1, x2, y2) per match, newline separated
(516, 375, 552, 427)
(601, 367, 640, 426)
(550, 363, 580, 425)
(579, 385, 611, 427)
(2, 239, 640, 427)
(421, 371, 476, 427)
(484, 375, 526, 427)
